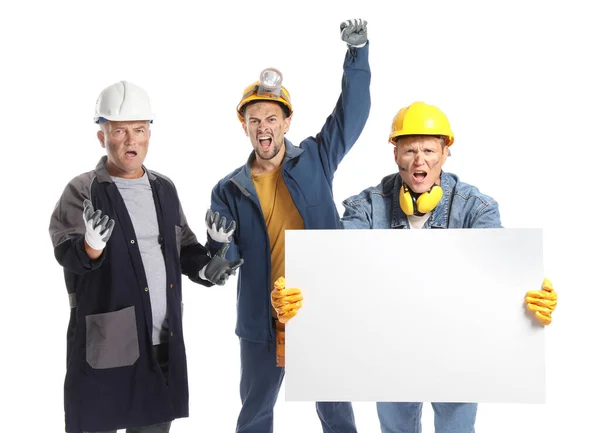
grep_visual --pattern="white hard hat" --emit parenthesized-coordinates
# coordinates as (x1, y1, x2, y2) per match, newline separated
(94, 80, 155, 124)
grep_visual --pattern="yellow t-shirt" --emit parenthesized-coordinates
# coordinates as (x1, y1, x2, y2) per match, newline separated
(252, 166, 305, 317)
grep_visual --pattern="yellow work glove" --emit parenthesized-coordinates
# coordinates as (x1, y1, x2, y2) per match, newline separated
(271, 276, 303, 324)
(525, 278, 558, 326)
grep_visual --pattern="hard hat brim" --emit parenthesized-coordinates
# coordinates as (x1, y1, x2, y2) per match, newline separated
(94, 114, 155, 124)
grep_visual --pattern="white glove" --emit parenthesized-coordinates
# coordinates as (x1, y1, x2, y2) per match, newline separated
(83, 199, 115, 251)
(205, 209, 236, 243)
(340, 18, 368, 48)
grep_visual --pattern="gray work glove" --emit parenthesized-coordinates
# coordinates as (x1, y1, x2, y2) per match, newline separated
(340, 18, 368, 48)
(82, 199, 115, 250)
(205, 209, 236, 243)
(199, 243, 244, 286)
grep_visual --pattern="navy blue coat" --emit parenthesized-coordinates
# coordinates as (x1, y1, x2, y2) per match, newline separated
(208, 44, 371, 343)
(50, 157, 212, 433)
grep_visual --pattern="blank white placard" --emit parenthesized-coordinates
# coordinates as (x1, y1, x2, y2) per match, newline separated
(284, 228, 545, 403)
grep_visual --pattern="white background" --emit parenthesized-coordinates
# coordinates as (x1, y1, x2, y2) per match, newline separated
(1, 0, 598, 432)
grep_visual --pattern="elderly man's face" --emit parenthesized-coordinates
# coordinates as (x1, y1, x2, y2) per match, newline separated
(97, 121, 150, 179)
(394, 135, 448, 193)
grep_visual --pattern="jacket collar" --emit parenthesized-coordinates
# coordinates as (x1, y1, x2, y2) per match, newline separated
(95, 155, 156, 183)
(231, 138, 303, 193)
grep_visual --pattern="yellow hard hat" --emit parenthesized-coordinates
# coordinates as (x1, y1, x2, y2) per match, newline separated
(389, 101, 454, 146)
(236, 68, 293, 123)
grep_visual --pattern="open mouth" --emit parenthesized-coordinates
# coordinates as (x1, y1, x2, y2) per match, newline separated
(258, 135, 272, 147)
(413, 171, 427, 182)
(125, 150, 138, 158)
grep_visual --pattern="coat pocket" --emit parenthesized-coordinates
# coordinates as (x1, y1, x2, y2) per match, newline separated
(175, 225, 182, 258)
(85, 306, 140, 369)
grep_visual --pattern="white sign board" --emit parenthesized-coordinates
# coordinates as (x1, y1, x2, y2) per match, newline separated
(284, 228, 545, 403)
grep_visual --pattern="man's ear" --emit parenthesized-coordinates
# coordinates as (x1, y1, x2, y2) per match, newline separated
(97, 130, 106, 148)
(441, 143, 449, 165)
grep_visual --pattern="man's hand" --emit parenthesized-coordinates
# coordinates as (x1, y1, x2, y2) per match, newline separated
(199, 243, 244, 286)
(82, 199, 115, 251)
(271, 276, 303, 323)
(205, 209, 236, 243)
(340, 18, 368, 48)
(525, 278, 558, 326)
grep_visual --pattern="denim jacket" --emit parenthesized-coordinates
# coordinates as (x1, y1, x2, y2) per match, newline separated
(341, 171, 501, 229)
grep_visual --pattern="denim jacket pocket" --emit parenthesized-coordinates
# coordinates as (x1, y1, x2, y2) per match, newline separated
(85, 306, 140, 369)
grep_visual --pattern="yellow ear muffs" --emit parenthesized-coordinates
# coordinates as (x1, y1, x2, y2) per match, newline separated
(399, 183, 443, 216)
(399, 184, 415, 215)
(416, 185, 443, 214)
